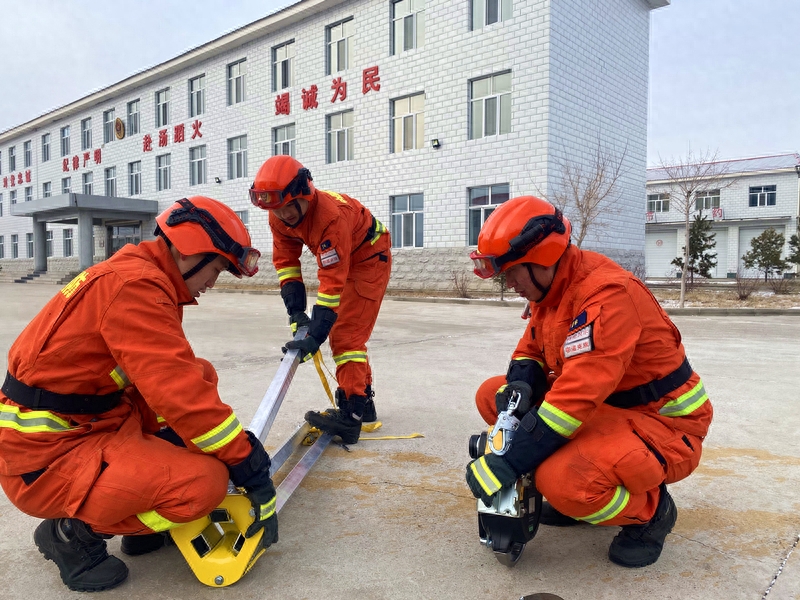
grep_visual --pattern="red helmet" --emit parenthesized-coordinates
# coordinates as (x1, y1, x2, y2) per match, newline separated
(249, 155, 315, 210)
(470, 196, 571, 279)
(156, 196, 260, 277)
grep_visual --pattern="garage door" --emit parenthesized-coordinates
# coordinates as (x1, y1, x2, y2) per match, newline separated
(645, 231, 678, 278)
(711, 228, 727, 278)
(738, 226, 785, 276)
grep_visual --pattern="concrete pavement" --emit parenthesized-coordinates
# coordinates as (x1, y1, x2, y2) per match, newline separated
(0, 282, 798, 600)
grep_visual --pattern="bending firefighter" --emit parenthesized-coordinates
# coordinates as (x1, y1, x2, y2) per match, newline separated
(465, 196, 713, 568)
(0, 197, 278, 592)
(250, 155, 392, 444)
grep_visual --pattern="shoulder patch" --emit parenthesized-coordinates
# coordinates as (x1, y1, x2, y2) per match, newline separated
(320, 246, 340, 267)
(563, 323, 594, 358)
(569, 310, 587, 331)
(320, 190, 347, 204)
(320, 240, 332, 251)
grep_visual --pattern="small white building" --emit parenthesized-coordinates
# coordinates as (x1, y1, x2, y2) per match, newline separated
(645, 153, 800, 279)
(0, 0, 667, 290)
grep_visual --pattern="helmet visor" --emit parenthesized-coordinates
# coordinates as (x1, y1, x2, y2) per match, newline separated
(249, 188, 285, 210)
(235, 246, 261, 277)
(470, 250, 502, 279)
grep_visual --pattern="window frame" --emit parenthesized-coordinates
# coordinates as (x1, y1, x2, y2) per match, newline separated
(12, 234, 19, 259)
(46, 230, 54, 258)
(104, 166, 117, 197)
(24, 186, 32, 202)
(468, 184, 510, 245)
(41, 133, 51, 162)
(128, 161, 142, 196)
(127, 99, 140, 135)
(391, 0, 425, 55)
(326, 18, 354, 75)
(748, 185, 777, 207)
(0, 235, 4, 259)
(82, 172, 93, 195)
(42, 181, 52, 198)
(8, 146, 16, 172)
(189, 74, 206, 118)
(103, 109, 115, 144)
(391, 93, 425, 153)
(155, 88, 170, 128)
(189, 145, 207, 186)
(327, 110, 354, 163)
(471, 0, 512, 30)
(273, 123, 296, 157)
(23, 140, 32, 168)
(61, 177, 71, 194)
(469, 71, 512, 140)
(272, 41, 295, 92)
(695, 189, 720, 211)
(26, 232, 33, 258)
(156, 154, 172, 191)
(647, 193, 670, 213)
(81, 117, 92, 151)
(63, 228, 74, 257)
(60, 126, 70, 157)
(227, 59, 247, 106)
(227, 136, 248, 180)
(390, 193, 424, 248)
(10, 190, 17, 205)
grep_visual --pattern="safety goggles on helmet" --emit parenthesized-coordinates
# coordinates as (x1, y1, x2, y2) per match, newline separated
(249, 168, 313, 210)
(165, 198, 261, 276)
(470, 210, 567, 279)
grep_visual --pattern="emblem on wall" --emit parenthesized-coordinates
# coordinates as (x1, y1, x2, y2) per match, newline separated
(114, 118, 125, 140)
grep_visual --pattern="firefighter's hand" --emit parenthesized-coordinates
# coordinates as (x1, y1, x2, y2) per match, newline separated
(244, 479, 279, 544)
(282, 336, 320, 363)
(465, 454, 518, 507)
(495, 381, 534, 416)
(289, 311, 311, 334)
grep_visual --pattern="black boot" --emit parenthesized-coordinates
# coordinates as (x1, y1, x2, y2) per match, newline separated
(540, 501, 583, 526)
(608, 484, 677, 568)
(120, 532, 169, 556)
(305, 394, 365, 444)
(362, 385, 377, 423)
(34, 518, 128, 591)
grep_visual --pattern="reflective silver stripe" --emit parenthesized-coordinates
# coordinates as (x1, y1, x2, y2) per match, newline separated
(0, 405, 74, 433)
(191, 413, 243, 453)
(660, 381, 708, 417)
(579, 486, 630, 525)
(538, 402, 581, 437)
(469, 455, 503, 496)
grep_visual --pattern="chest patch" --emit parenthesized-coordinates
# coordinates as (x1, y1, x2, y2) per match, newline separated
(320, 246, 340, 267)
(563, 323, 594, 358)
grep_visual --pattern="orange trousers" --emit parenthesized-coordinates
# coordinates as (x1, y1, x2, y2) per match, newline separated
(329, 248, 391, 398)
(0, 359, 229, 536)
(476, 375, 705, 526)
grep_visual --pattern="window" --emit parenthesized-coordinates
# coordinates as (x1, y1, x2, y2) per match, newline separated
(392, 94, 424, 152)
(82, 172, 93, 195)
(0, 235, 3, 259)
(105, 167, 117, 197)
(81, 118, 92, 150)
(0, 194, 3, 217)
(468, 184, 510, 244)
(189, 145, 207, 186)
(103, 109, 115, 143)
(470, 72, 511, 139)
(235, 210, 249, 229)
(327, 111, 354, 163)
(695, 189, 720, 211)
(63, 229, 73, 257)
(10, 190, 17, 205)
(471, 0, 512, 30)
(12, 234, 19, 259)
(61, 126, 70, 157)
(273, 124, 296, 156)
(61, 177, 71, 194)
(189, 75, 205, 117)
(128, 161, 141, 195)
(43, 182, 52, 198)
(46, 230, 53, 258)
(273, 42, 294, 91)
(41, 133, 51, 162)
(392, 0, 425, 55)
(23, 141, 32, 168)
(749, 185, 777, 207)
(227, 59, 247, 105)
(127, 99, 140, 135)
(156, 88, 170, 128)
(8, 146, 15, 171)
(24, 186, 32, 202)
(647, 193, 670, 213)
(227, 136, 247, 179)
(327, 19, 354, 74)
(26, 233, 33, 258)
(156, 154, 171, 191)
(391, 194, 424, 248)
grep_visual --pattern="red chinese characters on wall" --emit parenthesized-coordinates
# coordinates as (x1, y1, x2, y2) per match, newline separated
(302, 85, 319, 110)
(331, 77, 347, 103)
(158, 129, 169, 147)
(174, 124, 185, 143)
(94, 149, 102, 164)
(191, 120, 203, 140)
(275, 93, 290, 115)
(143, 134, 153, 152)
(362, 66, 381, 94)
(1, 172, 29, 188)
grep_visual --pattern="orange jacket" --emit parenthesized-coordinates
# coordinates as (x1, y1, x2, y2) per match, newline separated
(0, 237, 252, 476)
(270, 189, 389, 310)
(511, 244, 712, 441)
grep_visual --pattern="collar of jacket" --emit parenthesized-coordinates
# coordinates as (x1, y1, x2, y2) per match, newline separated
(534, 243, 582, 309)
(138, 237, 198, 307)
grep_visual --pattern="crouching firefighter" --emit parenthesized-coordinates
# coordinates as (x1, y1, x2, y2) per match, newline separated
(0, 196, 278, 592)
(464, 195, 713, 568)
(250, 155, 392, 444)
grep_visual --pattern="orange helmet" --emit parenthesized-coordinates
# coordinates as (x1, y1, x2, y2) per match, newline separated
(249, 155, 315, 210)
(156, 196, 260, 278)
(470, 195, 571, 279)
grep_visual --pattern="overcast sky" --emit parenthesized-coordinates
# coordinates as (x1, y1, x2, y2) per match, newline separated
(1, 0, 797, 165)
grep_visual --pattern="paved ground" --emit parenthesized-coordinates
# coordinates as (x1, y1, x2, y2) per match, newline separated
(0, 282, 798, 600)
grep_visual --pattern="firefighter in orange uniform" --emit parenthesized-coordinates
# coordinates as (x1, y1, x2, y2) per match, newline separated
(0, 197, 278, 592)
(250, 156, 391, 444)
(465, 196, 713, 568)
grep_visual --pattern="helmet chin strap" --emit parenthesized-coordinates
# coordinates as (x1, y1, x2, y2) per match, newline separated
(182, 253, 217, 280)
(280, 198, 308, 229)
(525, 260, 560, 303)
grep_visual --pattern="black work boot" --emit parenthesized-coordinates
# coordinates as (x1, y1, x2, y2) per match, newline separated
(540, 501, 583, 526)
(120, 532, 169, 556)
(608, 484, 677, 568)
(362, 385, 377, 423)
(305, 394, 365, 444)
(34, 518, 128, 591)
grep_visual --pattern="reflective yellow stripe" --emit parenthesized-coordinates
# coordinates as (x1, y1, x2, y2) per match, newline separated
(470, 456, 503, 496)
(191, 413, 242, 453)
(333, 351, 367, 365)
(513, 356, 545, 370)
(321, 190, 347, 204)
(108, 365, 130, 390)
(137, 510, 180, 532)
(259, 496, 277, 519)
(660, 380, 709, 417)
(370, 219, 387, 245)
(61, 271, 89, 299)
(316, 293, 341, 308)
(579, 486, 630, 524)
(538, 401, 582, 437)
(0, 404, 75, 433)
(277, 267, 302, 282)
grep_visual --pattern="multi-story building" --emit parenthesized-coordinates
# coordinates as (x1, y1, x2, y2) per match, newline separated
(645, 153, 800, 279)
(0, 0, 667, 290)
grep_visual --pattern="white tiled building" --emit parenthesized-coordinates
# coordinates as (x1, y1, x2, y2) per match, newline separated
(645, 153, 800, 279)
(0, 0, 667, 290)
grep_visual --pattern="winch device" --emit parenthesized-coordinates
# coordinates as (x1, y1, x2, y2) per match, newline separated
(468, 389, 542, 566)
(171, 327, 332, 587)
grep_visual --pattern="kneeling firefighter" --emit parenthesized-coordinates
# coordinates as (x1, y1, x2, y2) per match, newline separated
(0, 197, 277, 591)
(465, 195, 713, 568)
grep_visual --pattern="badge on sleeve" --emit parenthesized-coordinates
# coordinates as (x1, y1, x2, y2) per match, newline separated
(319, 240, 340, 267)
(569, 310, 587, 331)
(563, 324, 593, 358)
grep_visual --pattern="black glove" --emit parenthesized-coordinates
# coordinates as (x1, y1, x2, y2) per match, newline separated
(501, 411, 570, 476)
(282, 335, 320, 363)
(495, 381, 534, 416)
(282, 305, 338, 363)
(465, 453, 518, 507)
(280, 280, 307, 316)
(228, 431, 279, 545)
(289, 311, 311, 334)
(506, 358, 548, 404)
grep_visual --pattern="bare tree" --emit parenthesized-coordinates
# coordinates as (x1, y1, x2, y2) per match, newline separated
(656, 149, 736, 308)
(547, 140, 628, 248)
